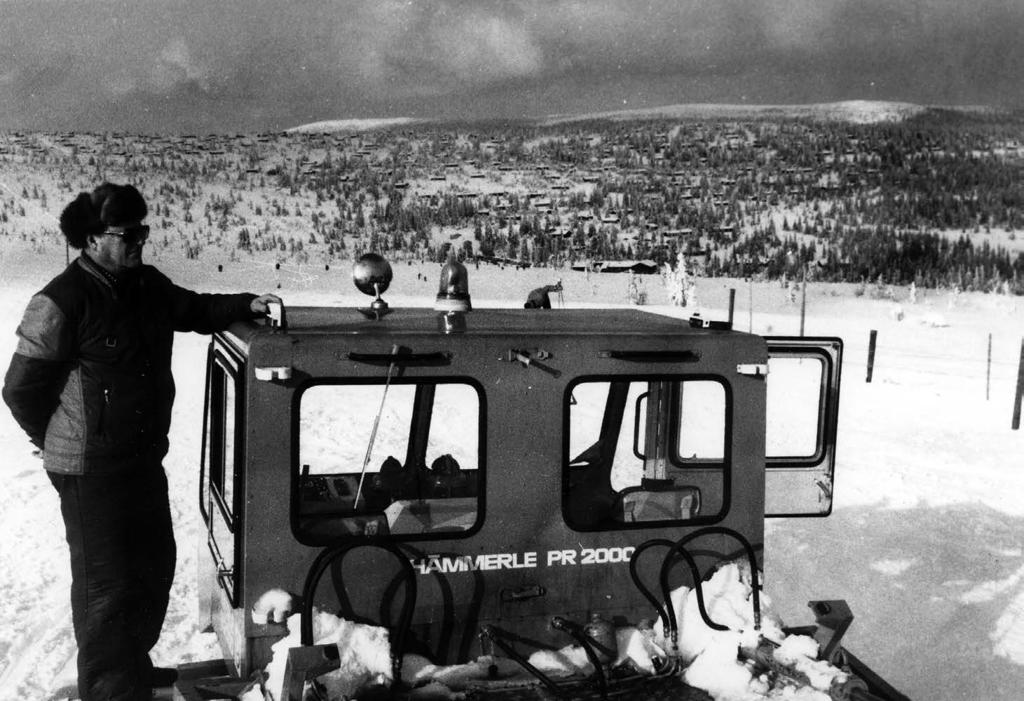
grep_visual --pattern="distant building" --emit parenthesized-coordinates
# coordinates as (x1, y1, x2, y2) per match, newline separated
(575, 260, 660, 275)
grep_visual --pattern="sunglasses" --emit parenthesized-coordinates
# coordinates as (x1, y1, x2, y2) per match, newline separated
(102, 224, 150, 245)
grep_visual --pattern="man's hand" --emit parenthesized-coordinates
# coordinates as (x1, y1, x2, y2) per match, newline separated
(250, 293, 283, 315)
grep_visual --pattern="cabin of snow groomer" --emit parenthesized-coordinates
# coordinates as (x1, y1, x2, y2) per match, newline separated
(195, 254, 846, 689)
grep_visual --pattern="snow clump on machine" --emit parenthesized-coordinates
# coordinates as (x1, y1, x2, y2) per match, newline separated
(246, 561, 851, 701)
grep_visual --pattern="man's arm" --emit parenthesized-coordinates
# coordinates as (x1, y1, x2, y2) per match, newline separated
(152, 267, 281, 333)
(2, 295, 72, 449)
(158, 275, 255, 333)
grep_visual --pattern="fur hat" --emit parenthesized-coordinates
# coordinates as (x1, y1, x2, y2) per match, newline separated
(59, 182, 147, 249)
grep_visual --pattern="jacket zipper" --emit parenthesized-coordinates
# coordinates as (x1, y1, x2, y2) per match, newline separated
(100, 387, 110, 438)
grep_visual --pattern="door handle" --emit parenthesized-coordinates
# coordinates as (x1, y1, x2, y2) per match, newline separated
(500, 585, 546, 602)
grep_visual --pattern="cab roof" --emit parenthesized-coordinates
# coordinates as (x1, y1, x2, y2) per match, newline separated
(238, 306, 728, 337)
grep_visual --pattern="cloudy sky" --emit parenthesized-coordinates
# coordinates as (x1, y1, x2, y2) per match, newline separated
(2, 0, 1023, 133)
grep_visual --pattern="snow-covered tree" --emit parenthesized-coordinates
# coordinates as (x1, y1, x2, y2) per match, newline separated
(664, 252, 691, 307)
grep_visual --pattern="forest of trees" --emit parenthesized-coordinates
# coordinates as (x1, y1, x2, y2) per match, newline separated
(1, 107, 1023, 292)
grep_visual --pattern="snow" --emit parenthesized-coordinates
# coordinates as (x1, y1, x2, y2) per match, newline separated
(993, 591, 1024, 665)
(540, 100, 931, 126)
(261, 611, 392, 701)
(1, 238, 1023, 700)
(870, 559, 917, 577)
(251, 588, 297, 625)
(287, 117, 424, 134)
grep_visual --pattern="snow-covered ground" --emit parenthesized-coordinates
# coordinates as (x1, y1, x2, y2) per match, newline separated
(1, 237, 1023, 700)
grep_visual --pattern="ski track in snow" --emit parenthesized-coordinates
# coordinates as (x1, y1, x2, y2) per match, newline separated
(0, 472, 76, 699)
(993, 589, 1024, 665)
(1, 246, 1023, 700)
(0, 589, 75, 700)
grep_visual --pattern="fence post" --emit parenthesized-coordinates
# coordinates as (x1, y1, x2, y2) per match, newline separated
(1013, 338, 1024, 430)
(728, 288, 736, 328)
(866, 330, 878, 383)
(800, 268, 807, 337)
(986, 333, 992, 401)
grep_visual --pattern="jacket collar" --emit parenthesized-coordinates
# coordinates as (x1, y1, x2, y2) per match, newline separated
(78, 252, 121, 291)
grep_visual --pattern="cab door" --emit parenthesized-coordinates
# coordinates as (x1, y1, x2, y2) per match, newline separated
(763, 337, 843, 517)
(200, 336, 245, 607)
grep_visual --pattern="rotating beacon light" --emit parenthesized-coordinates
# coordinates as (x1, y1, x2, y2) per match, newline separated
(434, 256, 472, 313)
(353, 252, 394, 319)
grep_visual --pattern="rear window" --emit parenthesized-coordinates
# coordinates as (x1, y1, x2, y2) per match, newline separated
(294, 379, 483, 544)
(564, 377, 729, 531)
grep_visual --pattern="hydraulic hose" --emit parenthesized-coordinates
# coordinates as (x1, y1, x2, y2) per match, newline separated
(550, 617, 609, 700)
(657, 526, 762, 635)
(628, 539, 677, 637)
(477, 626, 567, 698)
(299, 541, 417, 680)
(631, 536, 723, 657)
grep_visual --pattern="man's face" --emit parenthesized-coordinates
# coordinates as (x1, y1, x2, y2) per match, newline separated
(90, 221, 149, 272)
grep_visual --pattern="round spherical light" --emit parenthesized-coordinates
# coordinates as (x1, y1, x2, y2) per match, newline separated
(353, 253, 393, 297)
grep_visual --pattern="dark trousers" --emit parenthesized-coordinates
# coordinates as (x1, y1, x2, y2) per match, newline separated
(48, 466, 177, 701)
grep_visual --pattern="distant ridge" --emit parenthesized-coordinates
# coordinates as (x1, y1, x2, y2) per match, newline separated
(288, 101, 1006, 133)
(541, 100, 934, 126)
(286, 117, 425, 133)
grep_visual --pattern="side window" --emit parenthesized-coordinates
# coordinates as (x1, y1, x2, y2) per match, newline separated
(295, 380, 483, 544)
(205, 370, 236, 517)
(764, 338, 843, 517)
(565, 377, 728, 531)
(201, 350, 241, 604)
(766, 355, 825, 459)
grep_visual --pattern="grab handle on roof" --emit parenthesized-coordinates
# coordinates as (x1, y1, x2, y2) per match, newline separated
(347, 350, 452, 367)
(599, 350, 701, 363)
(265, 300, 287, 332)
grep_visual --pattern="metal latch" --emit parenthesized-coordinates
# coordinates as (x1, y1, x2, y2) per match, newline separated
(502, 349, 561, 378)
(255, 366, 293, 381)
(736, 363, 769, 377)
(689, 315, 732, 330)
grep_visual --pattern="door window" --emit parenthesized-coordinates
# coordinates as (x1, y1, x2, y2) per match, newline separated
(764, 338, 844, 517)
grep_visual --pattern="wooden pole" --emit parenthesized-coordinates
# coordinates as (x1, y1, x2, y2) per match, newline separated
(866, 330, 878, 383)
(1013, 338, 1024, 430)
(728, 288, 736, 328)
(986, 333, 992, 401)
(800, 266, 807, 336)
(748, 278, 753, 333)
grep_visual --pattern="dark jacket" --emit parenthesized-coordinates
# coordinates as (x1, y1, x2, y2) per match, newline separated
(2, 254, 257, 474)
(524, 284, 561, 309)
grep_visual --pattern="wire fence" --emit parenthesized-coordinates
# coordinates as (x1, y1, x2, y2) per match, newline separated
(836, 325, 1024, 430)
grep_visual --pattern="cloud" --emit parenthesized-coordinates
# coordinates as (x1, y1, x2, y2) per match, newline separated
(345, 1, 545, 95)
(443, 14, 543, 81)
(95, 37, 218, 100)
(153, 38, 210, 91)
(1, 0, 1023, 132)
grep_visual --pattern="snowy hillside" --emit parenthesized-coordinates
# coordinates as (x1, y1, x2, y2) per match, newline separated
(287, 117, 425, 134)
(539, 100, 938, 126)
(289, 100, 985, 132)
(0, 238, 1023, 700)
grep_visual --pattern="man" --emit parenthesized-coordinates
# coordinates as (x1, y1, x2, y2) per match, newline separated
(2, 183, 280, 701)
(523, 280, 563, 309)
